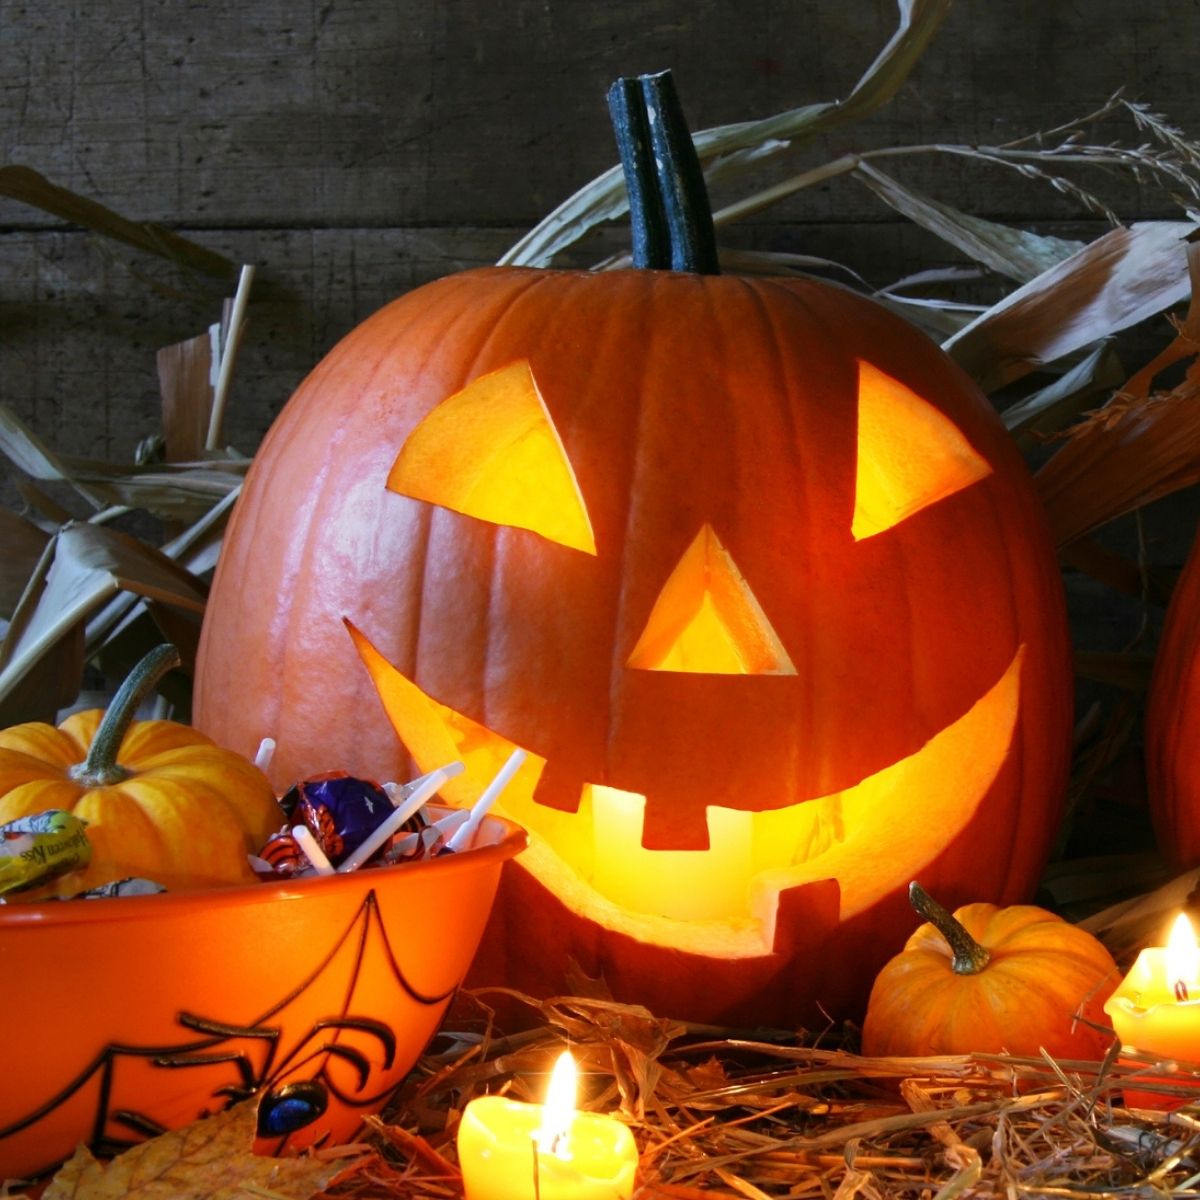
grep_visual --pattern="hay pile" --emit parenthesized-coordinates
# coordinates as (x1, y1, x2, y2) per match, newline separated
(333, 991, 1200, 1200)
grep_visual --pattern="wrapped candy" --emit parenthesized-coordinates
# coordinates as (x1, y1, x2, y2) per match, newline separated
(71, 877, 166, 900)
(282, 772, 427, 867)
(255, 829, 306, 878)
(0, 810, 91, 898)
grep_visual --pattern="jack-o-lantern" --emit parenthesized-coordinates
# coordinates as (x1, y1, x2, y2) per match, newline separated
(195, 74, 1072, 1026)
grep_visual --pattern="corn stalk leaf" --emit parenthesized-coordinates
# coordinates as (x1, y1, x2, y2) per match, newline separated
(0, 522, 208, 714)
(1000, 341, 1125, 436)
(0, 396, 248, 520)
(85, 487, 239, 656)
(944, 221, 1197, 392)
(1035, 235, 1200, 547)
(1036, 388, 1200, 548)
(853, 161, 1084, 283)
(500, 0, 954, 267)
(63, 465, 245, 521)
(158, 326, 219, 462)
(0, 164, 236, 280)
(0, 401, 110, 510)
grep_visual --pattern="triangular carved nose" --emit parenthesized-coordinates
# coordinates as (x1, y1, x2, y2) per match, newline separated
(626, 525, 796, 675)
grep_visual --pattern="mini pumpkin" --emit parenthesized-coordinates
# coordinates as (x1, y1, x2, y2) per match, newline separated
(862, 884, 1118, 1060)
(195, 74, 1072, 1025)
(0, 645, 283, 897)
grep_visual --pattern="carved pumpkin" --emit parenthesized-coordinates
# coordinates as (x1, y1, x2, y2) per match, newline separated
(195, 74, 1072, 1025)
(862, 884, 1117, 1060)
(0, 645, 282, 896)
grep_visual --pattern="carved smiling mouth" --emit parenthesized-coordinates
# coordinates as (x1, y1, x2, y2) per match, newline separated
(348, 621, 1022, 958)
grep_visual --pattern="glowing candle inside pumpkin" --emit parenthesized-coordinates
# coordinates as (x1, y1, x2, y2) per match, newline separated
(457, 1050, 638, 1200)
(1105, 913, 1200, 1106)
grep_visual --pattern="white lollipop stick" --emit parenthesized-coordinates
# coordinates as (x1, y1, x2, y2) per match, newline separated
(383, 767, 444, 805)
(291, 823, 335, 876)
(338, 761, 464, 872)
(253, 737, 276, 773)
(445, 749, 527, 854)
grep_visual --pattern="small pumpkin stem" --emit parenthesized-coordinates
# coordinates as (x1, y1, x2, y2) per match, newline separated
(909, 881, 990, 975)
(608, 70, 720, 275)
(69, 644, 181, 787)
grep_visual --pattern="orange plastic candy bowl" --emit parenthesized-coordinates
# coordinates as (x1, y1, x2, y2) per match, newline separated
(0, 810, 525, 1181)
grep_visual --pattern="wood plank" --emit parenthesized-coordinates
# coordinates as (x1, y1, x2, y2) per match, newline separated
(2, 0, 1195, 235)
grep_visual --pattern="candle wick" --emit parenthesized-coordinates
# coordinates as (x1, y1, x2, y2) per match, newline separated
(1176, 979, 1191, 1002)
(532, 1139, 542, 1200)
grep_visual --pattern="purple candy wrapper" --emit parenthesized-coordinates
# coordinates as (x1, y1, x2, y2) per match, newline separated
(282, 772, 428, 867)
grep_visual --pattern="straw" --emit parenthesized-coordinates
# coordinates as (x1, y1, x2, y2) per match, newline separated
(205, 263, 255, 451)
(337, 761, 464, 872)
(444, 749, 527, 853)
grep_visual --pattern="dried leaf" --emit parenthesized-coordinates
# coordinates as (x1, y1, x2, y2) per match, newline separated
(945, 221, 1197, 391)
(15, 478, 74, 525)
(84, 488, 239, 660)
(0, 522, 207, 710)
(0, 164, 236, 280)
(1000, 341, 1125, 436)
(500, 0, 953, 266)
(1035, 388, 1200, 547)
(854, 161, 1083, 283)
(63, 465, 245, 522)
(158, 329, 218, 463)
(42, 1101, 364, 1199)
(0, 401, 110, 510)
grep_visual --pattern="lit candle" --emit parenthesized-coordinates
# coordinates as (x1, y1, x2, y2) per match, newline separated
(1104, 913, 1200, 1107)
(457, 1050, 638, 1200)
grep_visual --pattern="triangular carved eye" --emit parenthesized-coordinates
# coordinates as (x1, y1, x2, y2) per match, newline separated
(387, 360, 596, 554)
(627, 525, 797, 675)
(852, 359, 992, 541)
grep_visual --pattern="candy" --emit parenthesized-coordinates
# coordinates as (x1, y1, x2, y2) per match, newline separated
(0, 810, 91, 897)
(283, 773, 428, 867)
(257, 828, 305, 878)
(71, 877, 166, 900)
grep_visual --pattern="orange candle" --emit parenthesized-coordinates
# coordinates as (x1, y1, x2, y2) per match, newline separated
(457, 1051, 638, 1200)
(1104, 913, 1200, 1106)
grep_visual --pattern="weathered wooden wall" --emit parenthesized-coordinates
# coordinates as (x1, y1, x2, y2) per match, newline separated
(2, 0, 1194, 464)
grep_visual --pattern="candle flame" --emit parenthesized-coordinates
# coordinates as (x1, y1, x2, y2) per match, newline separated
(1166, 913, 1199, 1000)
(535, 1050, 576, 1159)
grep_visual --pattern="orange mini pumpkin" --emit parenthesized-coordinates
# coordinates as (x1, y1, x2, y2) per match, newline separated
(195, 74, 1072, 1025)
(862, 884, 1118, 1061)
(0, 645, 282, 897)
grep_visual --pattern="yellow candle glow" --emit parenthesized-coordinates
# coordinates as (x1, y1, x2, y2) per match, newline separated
(457, 1050, 638, 1200)
(1104, 913, 1200, 1106)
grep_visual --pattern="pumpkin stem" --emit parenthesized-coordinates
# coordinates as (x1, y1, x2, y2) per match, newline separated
(607, 70, 720, 275)
(909, 881, 991, 975)
(69, 644, 181, 787)
(607, 78, 669, 271)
